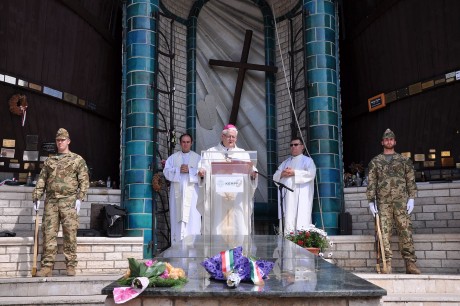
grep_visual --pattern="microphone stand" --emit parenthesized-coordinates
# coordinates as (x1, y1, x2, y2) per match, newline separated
(255, 171, 293, 235)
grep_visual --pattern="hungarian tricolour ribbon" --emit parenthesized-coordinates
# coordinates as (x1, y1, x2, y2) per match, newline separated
(249, 258, 264, 286)
(220, 249, 234, 273)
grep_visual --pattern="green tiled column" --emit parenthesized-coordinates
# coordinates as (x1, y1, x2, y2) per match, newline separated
(123, 0, 158, 257)
(304, 0, 343, 235)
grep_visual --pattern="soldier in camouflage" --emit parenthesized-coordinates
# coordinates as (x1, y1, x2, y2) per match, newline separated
(366, 129, 421, 274)
(32, 128, 89, 277)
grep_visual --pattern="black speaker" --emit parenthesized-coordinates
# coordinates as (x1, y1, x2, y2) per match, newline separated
(339, 212, 352, 235)
(102, 205, 127, 237)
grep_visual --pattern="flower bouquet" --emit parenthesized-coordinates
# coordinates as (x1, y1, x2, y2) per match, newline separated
(285, 224, 333, 258)
(201, 246, 274, 287)
(113, 258, 187, 304)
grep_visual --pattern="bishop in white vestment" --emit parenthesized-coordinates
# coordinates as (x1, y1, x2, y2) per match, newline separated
(273, 137, 316, 234)
(163, 134, 201, 243)
(197, 124, 258, 235)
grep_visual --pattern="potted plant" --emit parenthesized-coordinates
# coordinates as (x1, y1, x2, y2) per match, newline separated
(285, 225, 333, 257)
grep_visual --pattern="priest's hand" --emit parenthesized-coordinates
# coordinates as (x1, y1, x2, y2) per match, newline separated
(281, 167, 294, 178)
(180, 164, 189, 173)
(198, 168, 206, 178)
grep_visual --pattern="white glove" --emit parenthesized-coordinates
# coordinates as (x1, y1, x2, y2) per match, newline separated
(407, 198, 414, 214)
(369, 202, 378, 217)
(75, 199, 81, 215)
(33, 200, 40, 211)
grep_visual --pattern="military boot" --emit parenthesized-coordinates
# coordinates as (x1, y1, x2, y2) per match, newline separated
(382, 261, 392, 274)
(35, 266, 52, 277)
(405, 261, 421, 274)
(66, 266, 76, 276)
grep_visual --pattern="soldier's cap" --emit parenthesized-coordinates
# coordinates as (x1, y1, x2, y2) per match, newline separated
(382, 128, 395, 139)
(56, 128, 70, 140)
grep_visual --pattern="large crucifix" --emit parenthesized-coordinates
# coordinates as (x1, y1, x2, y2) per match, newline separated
(209, 30, 278, 125)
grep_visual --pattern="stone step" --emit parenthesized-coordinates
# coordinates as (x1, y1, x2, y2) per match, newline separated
(0, 295, 106, 306)
(357, 273, 460, 294)
(382, 293, 460, 304)
(0, 275, 120, 298)
(358, 273, 460, 305)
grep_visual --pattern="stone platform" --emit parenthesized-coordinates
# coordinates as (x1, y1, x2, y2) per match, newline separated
(102, 235, 386, 305)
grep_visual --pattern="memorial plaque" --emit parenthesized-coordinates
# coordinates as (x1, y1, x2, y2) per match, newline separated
(423, 161, 435, 168)
(24, 163, 36, 170)
(401, 152, 411, 158)
(17, 79, 28, 87)
(28, 82, 42, 91)
(428, 153, 436, 160)
(18, 173, 27, 182)
(368, 93, 386, 112)
(441, 157, 454, 167)
(1, 148, 15, 158)
(26, 135, 39, 151)
(0, 162, 4, 166)
(9, 163, 20, 169)
(446, 71, 456, 79)
(10, 159, 19, 163)
(421, 80, 434, 90)
(408, 83, 422, 95)
(64, 92, 78, 104)
(414, 154, 425, 162)
(429, 149, 436, 153)
(396, 87, 409, 99)
(434, 77, 445, 85)
(385, 91, 397, 103)
(441, 151, 450, 157)
(23, 151, 39, 161)
(2, 139, 15, 148)
(456, 163, 460, 169)
(42, 142, 56, 153)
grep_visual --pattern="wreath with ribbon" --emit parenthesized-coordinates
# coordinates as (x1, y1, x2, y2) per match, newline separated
(8, 94, 28, 126)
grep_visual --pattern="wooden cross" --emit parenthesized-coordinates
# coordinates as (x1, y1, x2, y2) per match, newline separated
(209, 30, 278, 125)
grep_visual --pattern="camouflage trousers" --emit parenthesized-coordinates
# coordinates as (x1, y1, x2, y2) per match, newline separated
(378, 200, 416, 262)
(41, 197, 79, 267)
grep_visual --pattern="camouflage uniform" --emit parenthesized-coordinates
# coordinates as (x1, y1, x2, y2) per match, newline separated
(366, 152, 417, 262)
(33, 150, 89, 268)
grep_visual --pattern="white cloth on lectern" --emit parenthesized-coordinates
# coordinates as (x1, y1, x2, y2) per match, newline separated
(197, 143, 257, 235)
(273, 154, 316, 233)
(163, 150, 201, 243)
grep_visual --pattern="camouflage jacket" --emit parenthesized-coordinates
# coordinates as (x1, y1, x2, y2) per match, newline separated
(32, 152, 90, 201)
(366, 152, 417, 202)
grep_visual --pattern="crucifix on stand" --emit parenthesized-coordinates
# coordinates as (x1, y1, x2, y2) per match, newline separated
(209, 30, 278, 125)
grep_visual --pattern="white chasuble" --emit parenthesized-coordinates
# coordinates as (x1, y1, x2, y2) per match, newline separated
(273, 154, 316, 234)
(163, 150, 201, 243)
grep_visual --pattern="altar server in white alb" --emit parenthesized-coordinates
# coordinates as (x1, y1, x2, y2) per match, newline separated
(273, 137, 316, 233)
(197, 124, 258, 235)
(163, 133, 201, 243)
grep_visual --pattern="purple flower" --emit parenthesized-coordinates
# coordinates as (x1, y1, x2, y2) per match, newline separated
(145, 259, 155, 267)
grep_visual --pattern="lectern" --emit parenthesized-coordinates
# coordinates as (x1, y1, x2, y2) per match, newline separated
(199, 150, 257, 238)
